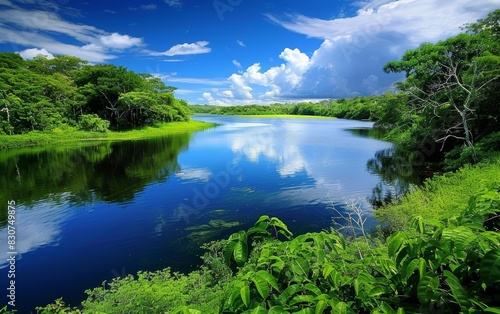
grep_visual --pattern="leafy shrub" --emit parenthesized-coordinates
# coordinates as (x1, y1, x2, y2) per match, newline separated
(76, 114, 109, 133)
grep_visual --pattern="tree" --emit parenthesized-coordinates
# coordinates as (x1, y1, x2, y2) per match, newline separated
(74, 64, 144, 126)
(384, 29, 500, 161)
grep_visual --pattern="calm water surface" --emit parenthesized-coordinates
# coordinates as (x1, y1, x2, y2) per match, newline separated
(1, 115, 404, 312)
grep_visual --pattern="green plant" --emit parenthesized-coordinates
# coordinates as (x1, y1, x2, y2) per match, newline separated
(223, 215, 293, 267)
(77, 114, 110, 132)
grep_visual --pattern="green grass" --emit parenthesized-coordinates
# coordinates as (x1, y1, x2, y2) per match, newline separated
(236, 114, 335, 119)
(374, 153, 500, 229)
(0, 120, 216, 150)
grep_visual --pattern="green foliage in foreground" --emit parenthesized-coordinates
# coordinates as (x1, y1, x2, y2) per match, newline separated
(0, 120, 215, 149)
(36, 177, 500, 313)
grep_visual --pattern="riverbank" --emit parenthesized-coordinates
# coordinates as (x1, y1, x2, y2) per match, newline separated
(0, 120, 216, 150)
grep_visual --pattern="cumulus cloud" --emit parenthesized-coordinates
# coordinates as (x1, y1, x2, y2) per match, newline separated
(99, 33, 143, 49)
(18, 48, 54, 59)
(205, 0, 499, 104)
(151, 41, 211, 57)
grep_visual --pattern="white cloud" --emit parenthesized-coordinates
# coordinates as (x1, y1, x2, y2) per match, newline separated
(229, 74, 253, 100)
(18, 47, 54, 59)
(236, 40, 246, 47)
(0, 7, 143, 63)
(140, 4, 157, 10)
(232, 59, 242, 69)
(99, 33, 143, 49)
(204, 0, 499, 105)
(202, 92, 233, 106)
(151, 41, 211, 57)
(164, 0, 182, 8)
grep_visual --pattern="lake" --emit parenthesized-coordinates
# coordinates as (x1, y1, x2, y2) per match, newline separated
(0, 115, 413, 312)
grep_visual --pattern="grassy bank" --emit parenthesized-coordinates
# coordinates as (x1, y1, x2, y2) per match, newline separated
(0, 120, 216, 150)
(374, 152, 500, 229)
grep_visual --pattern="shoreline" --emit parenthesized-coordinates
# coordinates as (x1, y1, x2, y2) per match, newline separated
(0, 120, 216, 150)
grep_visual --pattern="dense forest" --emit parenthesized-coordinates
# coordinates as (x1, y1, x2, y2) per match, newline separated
(0, 54, 191, 135)
(6, 9, 500, 314)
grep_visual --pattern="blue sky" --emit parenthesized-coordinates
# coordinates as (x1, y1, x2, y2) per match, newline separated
(0, 0, 499, 105)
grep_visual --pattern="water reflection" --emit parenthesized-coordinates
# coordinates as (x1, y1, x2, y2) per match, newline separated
(215, 117, 396, 216)
(366, 147, 438, 207)
(0, 135, 192, 268)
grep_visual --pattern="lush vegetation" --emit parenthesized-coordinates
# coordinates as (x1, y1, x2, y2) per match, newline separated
(0, 53, 193, 144)
(32, 170, 500, 313)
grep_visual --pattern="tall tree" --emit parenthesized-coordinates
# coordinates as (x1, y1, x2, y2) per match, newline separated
(383, 21, 500, 161)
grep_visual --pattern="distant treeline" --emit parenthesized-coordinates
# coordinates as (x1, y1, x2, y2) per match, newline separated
(190, 95, 383, 120)
(0, 53, 191, 135)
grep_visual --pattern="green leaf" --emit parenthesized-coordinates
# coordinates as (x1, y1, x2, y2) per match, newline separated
(240, 285, 250, 308)
(418, 258, 427, 279)
(315, 300, 328, 314)
(368, 286, 387, 297)
(480, 249, 500, 286)
(290, 294, 317, 305)
(223, 240, 237, 264)
(232, 232, 249, 266)
(404, 258, 420, 281)
(294, 309, 314, 314)
(255, 215, 270, 225)
(256, 270, 279, 291)
(417, 274, 440, 304)
(443, 270, 471, 310)
(268, 306, 289, 314)
(485, 308, 500, 314)
(377, 303, 396, 314)
(242, 306, 268, 314)
(228, 286, 242, 307)
(304, 283, 322, 296)
(247, 226, 271, 237)
(290, 257, 310, 277)
(334, 302, 354, 314)
(251, 275, 270, 299)
(387, 232, 406, 257)
(281, 284, 302, 302)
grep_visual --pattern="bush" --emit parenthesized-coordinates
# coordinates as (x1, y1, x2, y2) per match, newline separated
(77, 114, 109, 133)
